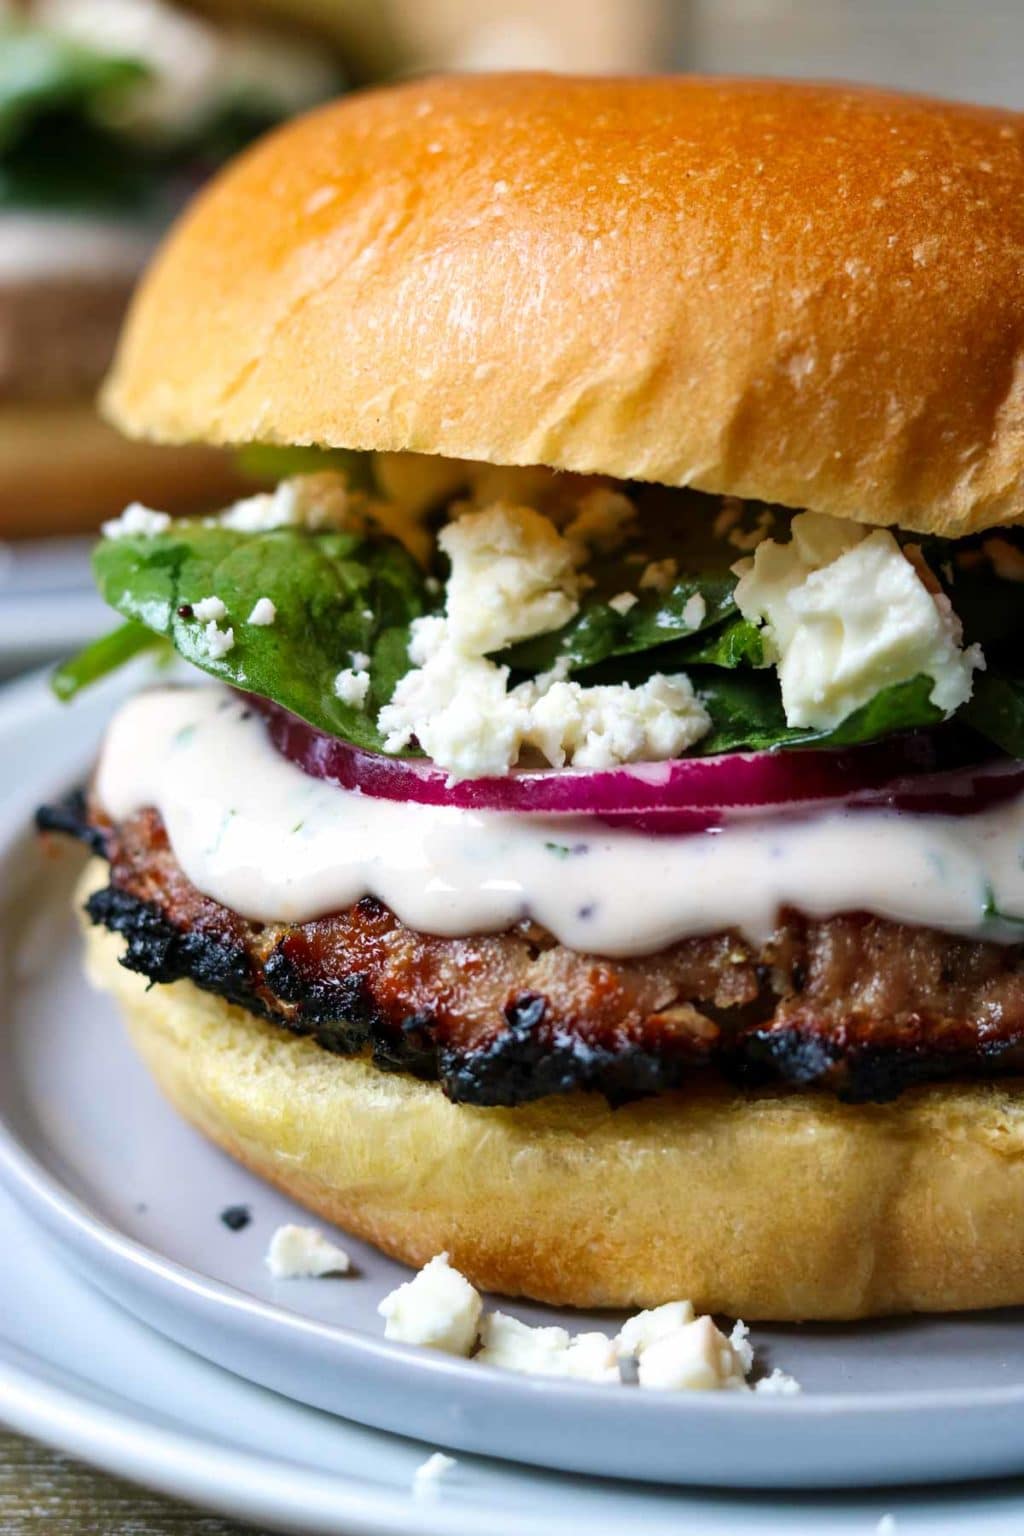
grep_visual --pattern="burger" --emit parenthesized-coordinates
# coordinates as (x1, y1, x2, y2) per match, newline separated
(0, 0, 347, 535)
(39, 74, 1024, 1321)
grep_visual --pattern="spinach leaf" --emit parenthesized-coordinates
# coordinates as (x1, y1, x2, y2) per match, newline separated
(961, 674, 1024, 758)
(500, 574, 742, 675)
(85, 523, 435, 753)
(0, 28, 147, 149)
(692, 673, 943, 757)
(52, 621, 164, 701)
(235, 443, 376, 493)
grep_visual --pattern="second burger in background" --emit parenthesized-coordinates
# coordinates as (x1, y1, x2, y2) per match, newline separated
(0, 0, 348, 536)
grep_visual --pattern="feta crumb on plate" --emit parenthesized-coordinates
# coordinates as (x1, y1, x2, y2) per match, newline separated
(378, 1252, 482, 1356)
(101, 502, 171, 539)
(265, 1224, 350, 1279)
(412, 1451, 456, 1498)
(377, 1256, 800, 1396)
(615, 1300, 695, 1358)
(247, 597, 276, 626)
(636, 1315, 748, 1393)
(753, 1367, 802, 1396)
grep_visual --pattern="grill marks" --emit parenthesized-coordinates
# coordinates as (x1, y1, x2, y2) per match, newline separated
(40, 795, 1024, 1106)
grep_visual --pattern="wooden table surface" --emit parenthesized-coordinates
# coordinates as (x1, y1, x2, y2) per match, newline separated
(0, 1432, 271, 1535)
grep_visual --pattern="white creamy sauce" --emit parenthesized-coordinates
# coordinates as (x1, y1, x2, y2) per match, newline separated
(95, 686, 1024, 958)
(0, 214, 155, 283)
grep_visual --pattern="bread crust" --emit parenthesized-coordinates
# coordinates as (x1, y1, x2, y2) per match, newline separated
(104, 73, 1024, 538)
(83, 892, 1024, 1320)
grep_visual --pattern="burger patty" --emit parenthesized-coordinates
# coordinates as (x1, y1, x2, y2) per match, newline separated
(38, 793, 1024, 1107)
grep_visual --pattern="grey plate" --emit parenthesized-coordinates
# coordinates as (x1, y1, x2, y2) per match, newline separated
(5, 670, 1024, 1492)
(9, 1182, 1024, 1536)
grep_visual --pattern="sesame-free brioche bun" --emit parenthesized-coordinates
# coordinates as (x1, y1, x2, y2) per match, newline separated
(0, 402, 252, 538)
(104, 73, 1024, 539)
(82, 871, 1024, 1320)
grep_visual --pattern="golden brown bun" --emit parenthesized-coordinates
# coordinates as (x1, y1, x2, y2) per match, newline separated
(0, 402, 253, 538)
(81, 878, 1024, 1320)
(105, 74, 1024, 539)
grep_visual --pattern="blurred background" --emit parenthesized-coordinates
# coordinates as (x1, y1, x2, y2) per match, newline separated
(0, 0, 1019, 677)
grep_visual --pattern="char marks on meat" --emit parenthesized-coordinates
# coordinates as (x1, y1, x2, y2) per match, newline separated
(38, 795, 1024, 1106)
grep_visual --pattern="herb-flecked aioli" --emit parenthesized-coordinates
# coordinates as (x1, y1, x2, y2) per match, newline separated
(95, 685, 1024, 958)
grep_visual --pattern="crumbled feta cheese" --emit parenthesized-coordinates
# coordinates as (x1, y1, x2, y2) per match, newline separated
(564, 487, 638, 554)
(350, 650, 371, 672)
(476, 1312, 574, 1375)
(101, 501, 171, 539)
(217, 474, 353, 534)
(412, 1451, 456, 1498)
(733, 512, 983, 730)
(639, 557, 678, 592)
(636, 1315, 748, 1393)
(203, 621, 235, 659)
(265, 1224, 350, 1278)
(377, 1265, 794, 1396)
(563, 1331, 620, 1382)
(377, 496, 709, 778)
(379, 645, 528, 777)
(608, 591, 638, 615)
(526, 674, 710, 771)
(248, 597, 276, 626)
(474, 1313, 619, 1383)
(440, 504, 579, 654)
(378, 1253, 482, 1356)
(380, 638, 709, 780)
(728, 1318, 755, 1375)
(615, 1300, 695, 1358)
(753, 1367, 802, 1396)
(682, 593, 706, 630)
(333, 668, 371, 708)
(193, 595, 227, 622)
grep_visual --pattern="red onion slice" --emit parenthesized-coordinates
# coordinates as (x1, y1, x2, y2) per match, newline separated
(247, 694, 1024, 832)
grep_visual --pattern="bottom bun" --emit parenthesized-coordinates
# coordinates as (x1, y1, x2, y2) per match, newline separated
(0, 402, 252, 537)
(81, 873, 1024, 1319)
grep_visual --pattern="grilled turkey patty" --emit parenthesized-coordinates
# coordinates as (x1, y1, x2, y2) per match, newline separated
(39, 792, 1024, 1106)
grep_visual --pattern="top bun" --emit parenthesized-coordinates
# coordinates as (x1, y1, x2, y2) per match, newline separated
(103, 73, 1024, 538)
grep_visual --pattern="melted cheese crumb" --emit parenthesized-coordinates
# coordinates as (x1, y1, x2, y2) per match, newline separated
(733, 511, 983, 730)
